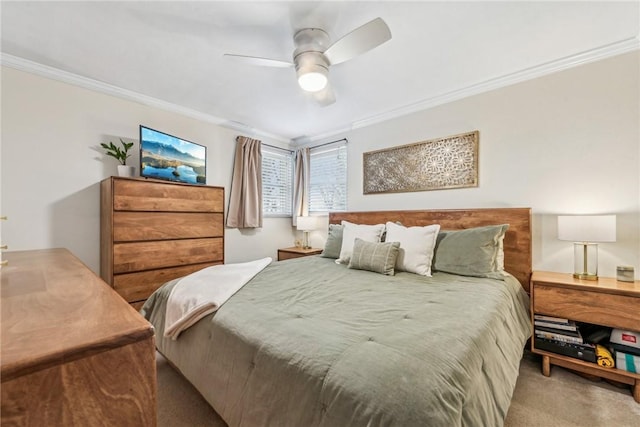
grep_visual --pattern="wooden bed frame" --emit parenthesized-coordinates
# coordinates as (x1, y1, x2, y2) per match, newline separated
(330, 207, 532, 292)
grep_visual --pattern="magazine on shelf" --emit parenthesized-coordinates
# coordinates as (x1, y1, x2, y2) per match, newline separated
(534, 325, 581, 337)
(533, 314, 570, 323)
(535, 328, 584, 344)
(533, 319, 578, 331)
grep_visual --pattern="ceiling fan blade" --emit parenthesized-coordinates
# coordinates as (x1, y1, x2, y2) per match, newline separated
(312, 83, 336, 107)
(323, 17, 391, 65)
(223, 54, 293, 68)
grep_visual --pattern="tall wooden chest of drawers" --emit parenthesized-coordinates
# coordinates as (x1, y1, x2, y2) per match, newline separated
(101, 177, 225, 309)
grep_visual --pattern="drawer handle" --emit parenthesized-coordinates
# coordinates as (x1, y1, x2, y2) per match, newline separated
(0, 260, 8, 266)
(0, 216, 7, 221)
(0, 245, 7, 250)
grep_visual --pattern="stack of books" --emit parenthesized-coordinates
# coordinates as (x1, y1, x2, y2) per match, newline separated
(534, 315, 583, 343)
(534, 314, 597, 362)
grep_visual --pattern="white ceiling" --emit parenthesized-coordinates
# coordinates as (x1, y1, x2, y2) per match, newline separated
(1, 1, 638, 143)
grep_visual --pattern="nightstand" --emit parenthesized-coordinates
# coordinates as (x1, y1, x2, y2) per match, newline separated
(530, 271, 640, 402)
(277, 247, 322, 261)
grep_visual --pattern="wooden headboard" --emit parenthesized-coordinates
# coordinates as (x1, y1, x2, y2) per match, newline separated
(329, 208, 532, 292)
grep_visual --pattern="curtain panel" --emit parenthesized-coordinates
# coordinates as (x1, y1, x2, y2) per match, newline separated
(226, 136, 263, 228)
(292, 147, 310, 226)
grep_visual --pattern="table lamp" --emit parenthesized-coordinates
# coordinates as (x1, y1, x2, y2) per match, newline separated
(296, 216, 317, 249)
(557, 215, 616, 280)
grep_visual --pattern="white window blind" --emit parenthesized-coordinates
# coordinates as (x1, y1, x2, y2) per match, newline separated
(262, 146, 293, 216)
(309, 141, 347, 212)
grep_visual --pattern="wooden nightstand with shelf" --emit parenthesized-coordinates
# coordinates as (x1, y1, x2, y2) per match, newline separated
(277, 247, 322, 261)
(530, 271, 640, 402)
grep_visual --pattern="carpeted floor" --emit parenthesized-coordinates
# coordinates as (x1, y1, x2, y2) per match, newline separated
(157, 351, 640, 426)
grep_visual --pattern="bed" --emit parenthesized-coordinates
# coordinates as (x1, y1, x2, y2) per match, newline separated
(143, 208, 532, 427)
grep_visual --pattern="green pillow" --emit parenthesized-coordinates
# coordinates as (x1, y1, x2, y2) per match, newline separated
(348, 238, 401, 275)
(321, 224, 343, 259)
(433, 224, 509, 280)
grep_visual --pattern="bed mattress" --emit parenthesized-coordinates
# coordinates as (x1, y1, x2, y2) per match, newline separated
(143, 255, 531, 427)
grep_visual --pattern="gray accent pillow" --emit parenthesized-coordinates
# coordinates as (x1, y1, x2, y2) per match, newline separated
(348, 238, 401, 275)
(321, 224, 343, 259)
(433, 224, 509, 280)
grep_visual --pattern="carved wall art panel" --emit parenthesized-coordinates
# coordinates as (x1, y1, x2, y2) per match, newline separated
(363, 131, 478, 194)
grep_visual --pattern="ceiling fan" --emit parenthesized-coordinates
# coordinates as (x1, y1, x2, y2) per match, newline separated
(224, 17, 392, 106)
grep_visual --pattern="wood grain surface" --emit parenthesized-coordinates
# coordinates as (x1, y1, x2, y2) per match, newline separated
(531, 271, 640, 297)
(113, 211, 223, 242)
(102, 177, 225, 307)
(113, 238, 223, 274)
(1, 249, 154, 380)
(277, 247, 323, 261)
(534, 284, 640, 331)
(1, 337, 156, 426)
(112, 177, 223, 212)
(114, 262, 221, 303)
(1, 248, 157, 425)
(530, 271, 640, 402)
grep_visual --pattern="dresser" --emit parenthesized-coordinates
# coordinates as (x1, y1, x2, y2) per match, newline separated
(101, 177, 225, 309)
(1, 248, 157, 425)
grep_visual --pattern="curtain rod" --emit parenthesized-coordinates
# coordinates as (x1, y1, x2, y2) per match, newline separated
(236, 136, 347, 152)
(235, 136, 293, 153)
(263, 142, 293, 153)
(309, 138, 348, 150)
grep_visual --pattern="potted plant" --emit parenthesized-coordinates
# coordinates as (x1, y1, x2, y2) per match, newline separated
(101, 139, 135, 177)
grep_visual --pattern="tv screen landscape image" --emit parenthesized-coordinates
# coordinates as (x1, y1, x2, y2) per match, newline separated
(140, 126, 206, 185)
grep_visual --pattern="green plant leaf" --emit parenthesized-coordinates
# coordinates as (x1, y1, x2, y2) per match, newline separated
(102, 138, 135, 165)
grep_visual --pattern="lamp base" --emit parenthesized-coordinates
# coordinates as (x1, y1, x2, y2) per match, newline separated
(573, 242, 599, 282)
(302, 230, 310, 249)
(573, 273, 598, 281)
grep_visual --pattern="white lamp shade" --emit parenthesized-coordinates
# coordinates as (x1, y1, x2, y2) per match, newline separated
(296, 216, 317, 231)
(557, 215, 616, 242)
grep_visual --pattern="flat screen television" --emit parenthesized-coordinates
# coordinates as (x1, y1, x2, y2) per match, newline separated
(139, 125, 206, 185)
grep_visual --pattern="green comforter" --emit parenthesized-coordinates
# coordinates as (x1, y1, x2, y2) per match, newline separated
(143, 256, 531, 427)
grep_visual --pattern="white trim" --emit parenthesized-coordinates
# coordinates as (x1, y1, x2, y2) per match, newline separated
(0, 53, 290, 144)
(3, 35, 638, 145)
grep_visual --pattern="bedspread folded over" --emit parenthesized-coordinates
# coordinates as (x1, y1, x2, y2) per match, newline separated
(164, 257, 272, 340)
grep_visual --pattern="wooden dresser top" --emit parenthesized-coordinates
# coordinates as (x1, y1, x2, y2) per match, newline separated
(1, 248, 155, 381)
(531, 270, 640, 297)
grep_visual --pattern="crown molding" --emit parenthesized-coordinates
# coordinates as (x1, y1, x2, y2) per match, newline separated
(3, 35, 638, 146)
(304, 36, 640, 143)
(0, 53, 291, 144)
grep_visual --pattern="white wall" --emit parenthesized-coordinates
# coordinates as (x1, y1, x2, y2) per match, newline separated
(0, 67, 296, 273)
(311, 51, 640, 279)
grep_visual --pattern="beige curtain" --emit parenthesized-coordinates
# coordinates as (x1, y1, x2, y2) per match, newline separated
(292, 147, 310, 227)
(226, 136, 263, 228)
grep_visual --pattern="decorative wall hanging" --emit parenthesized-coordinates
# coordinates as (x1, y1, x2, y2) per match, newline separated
(363, 130, 478, 194)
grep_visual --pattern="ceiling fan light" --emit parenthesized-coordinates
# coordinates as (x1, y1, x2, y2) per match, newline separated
(298, 71, 328, 92)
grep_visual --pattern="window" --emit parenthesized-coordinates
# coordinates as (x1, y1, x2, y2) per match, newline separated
(262, 146, 294, 216)
(309, 141, 347, 212)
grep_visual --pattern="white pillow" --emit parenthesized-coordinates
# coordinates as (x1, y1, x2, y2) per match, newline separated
(385, 221, 440, 276)
(336, 221, 386, 264)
